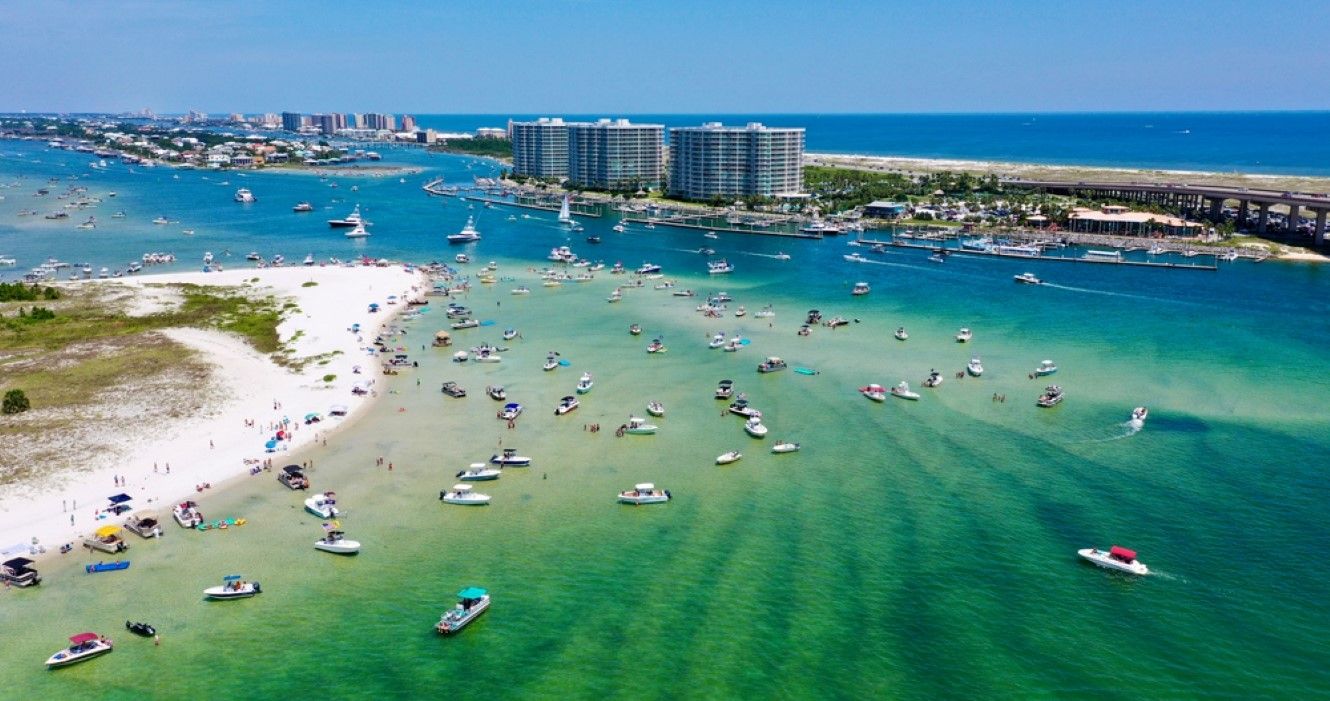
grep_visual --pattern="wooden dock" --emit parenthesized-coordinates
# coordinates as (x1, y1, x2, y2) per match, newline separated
(859, 238, 1219, 271)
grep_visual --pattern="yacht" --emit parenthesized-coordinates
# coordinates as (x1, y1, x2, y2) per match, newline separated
(618, 483, 672, 505)
(744, 416, 769, 438)
(956, 328, 973, 343)
(204, 576, 261, 600)
(1078, 546, 1149, 575)
(490, 448, 532, 466)
(1034, 359, 1058, 376)
(555, 395, 580, 415)
(45, 633, 113, 669)
(715, 450, 743, 465)
(707, 259, 735, 274)
(771, 442, 801, 454)
(891, 381, 921, 400)
(292, 201, 314, 212)
(757, 356, 787, 373)
(860, 384, 887, 402)
(1037, 385, 1064, 407)
(646, 400, 665, 417)
(636, 262, 662, 274)
(447, 216, 482, 243)
(304, 491, 339, 519)
(435, 587, 490, 635)
(715, 379, 735, 400)
(800, 218, 841, 236)
(967, 356, 984, 377)
(624, 416, 657, 434)
(1130, 406, 1149, 426)
(457, 463, 502, 481)
(328, 205, 367, 227)
(1014, 272, 1042, 285)
(440, 484, 491, 506)
(575, 372, 594, 394)
(233, 188, 256, 203)
(344, 221, 370, 238)
(314, 530, 361, 555)
(894, 327, 909, 341)
(852, 282, 871, 296)
(173, 500, 204, 528)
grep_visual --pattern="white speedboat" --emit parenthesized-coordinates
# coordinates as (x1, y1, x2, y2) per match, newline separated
(314, 530, 361, 555)
(173, 500, 204, 528)
(623, 416, 657, 435)
(542, 354, 560, 371)
(457, 463, 502, 481)
(1014, 272, 1042, 285)
(708, 332, 726, 349)
(744, 417, 768, 438)
(618, 483, 671, 505)
(715, 451, 743, 465)
(490, 448, 531, 466)
(1130, 406, 1149, 426)
(894, 327, 908, 341)
(344, 221, 370, 238)
(851, 282, 871, 296)
(511, 286, 529, 295)
(498, 403, 523, 421)
(1078, 546, 1149, 575)
(302, 254, 315, 266)
(891, 381, 920, 400)
(707, 259, 735, 274)
(45, 633, 113, 669)
(956, 328, 973, 343)
(967, 356, 984, 377)
(447, 216, 481, 243)
(293, 201, 314, 212)
(575, 372, 594, 394)
(204, 576, 262, 600)
(607, 289, 622, 303)
(636, 262, 662, 274)
(555, 395, 580, 415)
(771, 442, 801, 454)
(843, 253, 868, 263)
(472, 348, 501, 363)
(452, 351, 470, 363)
(435, 587, 490, 635)
(860, 384, 887, 402)
(502, 328, 518, 341)
(646, 339, 667, 354)
(1034, 359, 1058, 376)
(304, 491, 339, 519)
(441, 484, 491, 505)
(233, 188, 256, 203)
(728, 397, 761, 418)
(646, 401, 665, 417)
(486, 385, 506, 401)
(1037, 385, 1064, 407)
(754, 305, 775, 318)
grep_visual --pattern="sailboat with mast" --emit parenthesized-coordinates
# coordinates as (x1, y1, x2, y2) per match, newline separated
(558, 195, 574, 226)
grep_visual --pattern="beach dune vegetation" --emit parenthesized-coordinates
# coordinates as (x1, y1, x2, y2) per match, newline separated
(2, 389, 29, 415)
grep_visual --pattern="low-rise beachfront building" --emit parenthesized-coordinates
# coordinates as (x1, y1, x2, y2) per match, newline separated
(1067, 205, 1205, 237)
(511, 117, 570, 179)
(668, 122, 805, 201)
(863, 200, 908, 218)
(568, 119, 664, 191)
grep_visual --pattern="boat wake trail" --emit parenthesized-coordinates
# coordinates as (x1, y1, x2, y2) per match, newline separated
(1039, 283, 1203, 308)
(741, 252, 790, 259)
(1076, 421, 1143, 443)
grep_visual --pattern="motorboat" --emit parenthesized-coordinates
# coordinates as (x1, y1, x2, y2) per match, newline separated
(278, 465, 310, 490)
(744, 417, 769, 438)
(1078, 546, 1149, 575)
(607, 289, 622, 303)
(629, 324, 642, 336)
(843, 253, 868, 263)
(233, 188, 256, 203)
(502, 328, 518, 341)
(472, 347, 501, 362)
(646, 339, 667, 354)
(125, 621, 156, 638)
(715, 379, 735, 400)
(542, 354, 560, 372)
(894, 327, 909, 341)
(124, 511, 164, 538)
(328, 204, 366, 228)
(555, 395, 580, 415)
(852, 282, 871, 296)
(304, 491, 339, 519)
(45, 633, 113, 669)
(1130, 406, 1149, 426)
(722, 336, 743, 353)
(435, 587, 490, 635)
(646, 401, 665, 417)
(613, 224, 626, 233)
(293, 201, 314, 212)
(1034, 359, 1058, 376)
(85, 561, 130, 574)
(754, 305, 775, 319)
(302, 254, 315, 266)
(757, 357, 787, 373)
(967, 356, 984, 377)
(440, 484, 491, 505)
(708, 332, 727, 349)
(623, 416, 657, 435)
(457, 463, 502, 481)
(734, 306, 747, 318)
(619, 483, 671, 505)
(1037, 385, 1064, 407)
(707, 259, 735, 274)
(1014, 272, 1042, 285)
(575, 372, 594, 394)
(490, 448, 531, 466)
(152, 216, 169, 225)
(447, 216, 482, 243)
(715, 451, 743, 465)
(173, 500, 204, 528)
(891, 381, 920, 400)
(773, 252, 791, 260)
(204, 575, 261, 600)
(1147, 244, 1166, 256)
(84, 525, 129, 553)
(451, 319, 480, 330)
(636, 262, 662, 274)
(452, 351, 470, 364)
(704, 231, 719, 239)
(344, 221, 370, 238)
(499, 403, 523, 421)
(771, 442, 801, 454)
(1, 557, 41, 587)
(486, 385, 506, 401)
(860, 384, 887, 402)
(511, 286, 529, 295)
(454, 253, 472, 265)
(314, 530, 361, 555)
(245, 251, 262, 261)
(956, 328, 973, 343)
(728, 397, 761, 418)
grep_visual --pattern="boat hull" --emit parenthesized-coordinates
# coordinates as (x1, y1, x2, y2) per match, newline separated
(204, 584, 260, 600)
(314, 540, 361, 555)
(46, 642, 112, 669)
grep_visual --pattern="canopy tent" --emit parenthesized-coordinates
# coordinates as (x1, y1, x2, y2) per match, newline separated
(107, 493, 132, 505)
(223, 574, 243, 581)
(69, 633, 100, 644)
(94, 525, 121, 538)
(1109, 546, 1137, 561)
(457, 587, 488, 600)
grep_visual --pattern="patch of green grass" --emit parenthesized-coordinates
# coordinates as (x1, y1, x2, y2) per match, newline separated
(301, 281, 318, 288)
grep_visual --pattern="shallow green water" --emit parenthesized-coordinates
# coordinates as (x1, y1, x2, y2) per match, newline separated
(2, 145, 1330, 699)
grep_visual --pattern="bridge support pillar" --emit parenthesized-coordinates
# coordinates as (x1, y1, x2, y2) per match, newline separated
(1258, 203, 1269, 233)
(1237, 200, 1249, 229)
(1207, 197, 1224, 222)
(1287, 205, 1300, 234)
(1315, 209, 1327, 247)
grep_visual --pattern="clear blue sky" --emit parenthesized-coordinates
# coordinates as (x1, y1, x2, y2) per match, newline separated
(3, 0, 1328, 114)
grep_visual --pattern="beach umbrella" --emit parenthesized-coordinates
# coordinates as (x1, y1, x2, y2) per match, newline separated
(304, 413, 321, 422)
(265, 439, 278, 451)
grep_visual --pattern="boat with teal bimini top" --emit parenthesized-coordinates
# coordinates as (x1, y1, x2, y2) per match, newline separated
(436, 587, 490, 635)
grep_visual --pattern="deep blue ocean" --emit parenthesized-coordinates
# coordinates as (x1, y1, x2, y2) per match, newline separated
(416, 112, 1330, 176)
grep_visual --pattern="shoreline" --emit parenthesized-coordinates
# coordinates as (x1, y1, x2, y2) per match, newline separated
(0, 265, 426, 564)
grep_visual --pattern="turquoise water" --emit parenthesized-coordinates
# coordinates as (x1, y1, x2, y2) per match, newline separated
(2, 143, 1330, 698)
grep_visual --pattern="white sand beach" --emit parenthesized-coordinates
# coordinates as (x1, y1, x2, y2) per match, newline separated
(0, 264, 426, 560)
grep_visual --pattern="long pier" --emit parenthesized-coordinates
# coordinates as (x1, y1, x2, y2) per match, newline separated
(620, 217, 821, 239)
(858, 237, 1219, 271)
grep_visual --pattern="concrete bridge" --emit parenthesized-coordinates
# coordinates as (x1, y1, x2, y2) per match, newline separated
(1003, 179, 1330, 245)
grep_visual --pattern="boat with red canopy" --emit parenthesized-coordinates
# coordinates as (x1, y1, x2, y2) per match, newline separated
(1078, 545, 1149, 575)
(45, 632, 113, 669)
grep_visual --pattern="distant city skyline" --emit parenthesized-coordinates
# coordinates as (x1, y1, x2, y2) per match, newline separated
(4, 0, 1329, 114)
